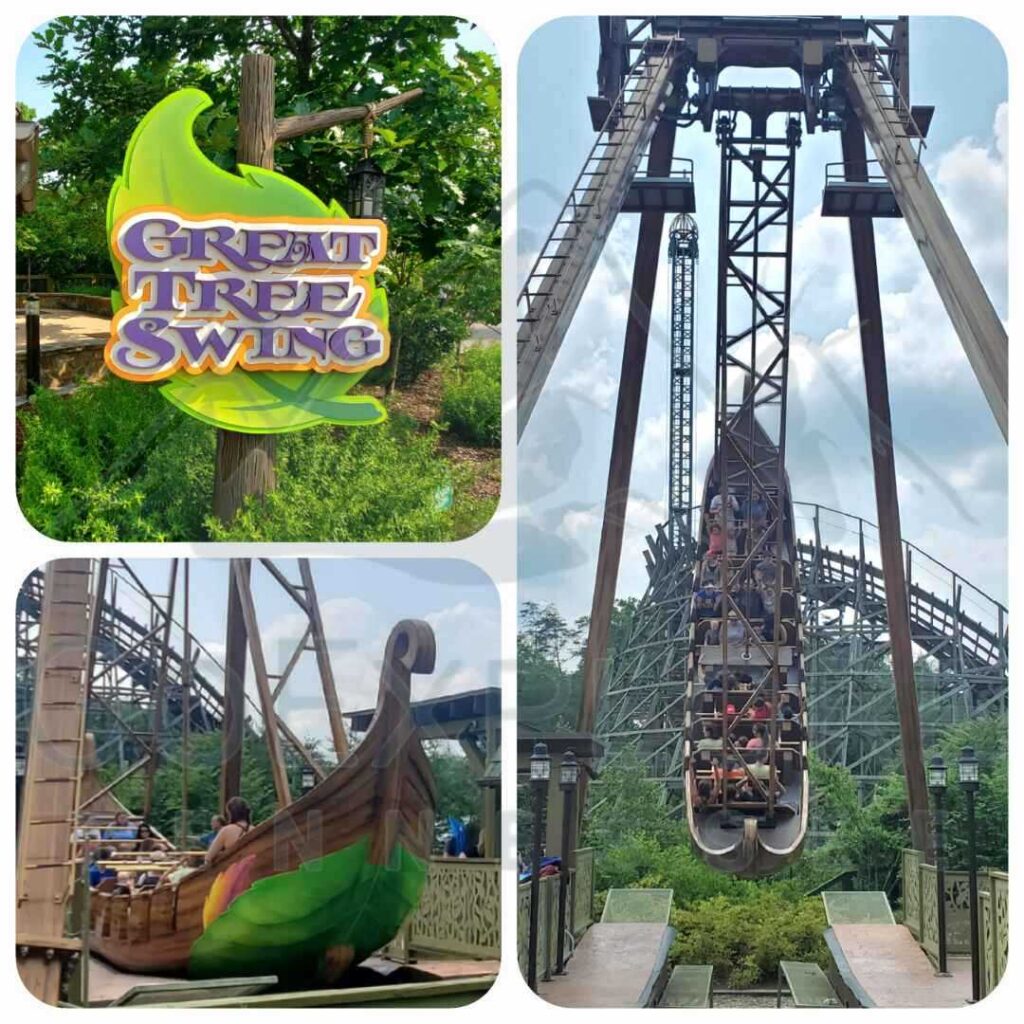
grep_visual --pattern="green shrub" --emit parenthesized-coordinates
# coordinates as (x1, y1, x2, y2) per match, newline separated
(440, 346, 501, 446)
(379, 284, 467, 387)
(670, 892, 830, 987)
(17, 378, 212, 541)
(18, 376, 469, 541)
(206, 416, 455, 542)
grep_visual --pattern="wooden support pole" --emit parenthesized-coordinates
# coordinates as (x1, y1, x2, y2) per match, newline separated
(577, 114, 678, 738)
(143, 560, 178, 819)
(221, 563, 248, 810)
(841, 111, 931, 858)
(298, 559, 349, 760)
(213, 53, 278, 524)
(181, 561, 191, 848)
(274, 87, 423, 141)
(231, 559, 292, 808)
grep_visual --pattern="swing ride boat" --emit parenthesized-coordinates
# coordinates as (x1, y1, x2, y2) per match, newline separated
(683, 409, 809, 879)
(89, 619, 437, 982)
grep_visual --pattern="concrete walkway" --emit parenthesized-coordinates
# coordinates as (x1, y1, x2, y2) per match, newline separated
(15, 309, 108, 350)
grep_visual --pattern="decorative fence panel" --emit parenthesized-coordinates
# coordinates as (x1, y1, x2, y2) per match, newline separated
(903, 852, 1008, 997)
(920, 864, 940, 962)
(902, 848, 922, 939)
(573, 848, 595, 936)
(518, 847, 594, 982)
(517, 881, 531, 978)
(989, 871, 1009, 992)
(389, 857, 500, 961)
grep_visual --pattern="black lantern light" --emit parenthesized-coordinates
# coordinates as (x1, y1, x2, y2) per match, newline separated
(958, 747, 981, 1002)
(555, 750, 580, 976)
(958, 746, 980, 789)
(928, 755, 949, 976)
(346, 115, 385, 219)
(527, 742, 550, 991)
(301, 765, 316, 794)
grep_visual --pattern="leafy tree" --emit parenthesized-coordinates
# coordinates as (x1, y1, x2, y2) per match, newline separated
(24, 16, 499, 258)
(517, 602, 582, 732)
(425, 743, 481, 827)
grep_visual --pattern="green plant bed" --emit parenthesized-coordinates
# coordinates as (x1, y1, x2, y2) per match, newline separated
(669, 893, 830, 988)
(17, 377, 489, 541)
(440, 346, 500, 446)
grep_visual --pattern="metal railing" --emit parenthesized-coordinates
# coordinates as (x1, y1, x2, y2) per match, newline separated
(517, 847, 596, 983)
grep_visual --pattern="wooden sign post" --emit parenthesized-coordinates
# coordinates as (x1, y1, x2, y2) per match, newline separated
(213, 53, 423, 523)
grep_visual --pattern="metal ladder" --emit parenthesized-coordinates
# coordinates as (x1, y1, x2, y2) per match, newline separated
(16, 559, 99, 1003)
(842, 40, 1008, 440)
(517, 36, 681, 436)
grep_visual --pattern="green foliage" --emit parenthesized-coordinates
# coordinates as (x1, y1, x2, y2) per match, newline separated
(382, 277, 467, 387)
(670, 893, 830, 986)
(205, 416, 455, 542)
(929, 717, 1007, 870)
(424, 229, 501, 325)
(426, 744, 481, 841)
(795, 716, 1008, 889)
(15, 188, 110, 281)
(102, 732, 284, 842)
(17, 378, 213, 541)
(17, 376, 473, 541)
(517, 602, 582, 732)
(441, 346, 500, 446)
(26, 16, 499, 257)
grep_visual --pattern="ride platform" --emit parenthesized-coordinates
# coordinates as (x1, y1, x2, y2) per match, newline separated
(822, 892, 971, 1008)
(540, 889, 674, 1007)
(88, 954, 497, 1008)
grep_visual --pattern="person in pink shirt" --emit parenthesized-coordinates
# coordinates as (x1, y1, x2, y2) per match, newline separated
(707, 523, 724, 556)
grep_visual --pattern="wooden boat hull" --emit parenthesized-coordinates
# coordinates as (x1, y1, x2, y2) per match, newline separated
(89, 620, 438, 982)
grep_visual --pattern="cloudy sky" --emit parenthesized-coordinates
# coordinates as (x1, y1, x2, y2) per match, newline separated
(121, 559, 500, 749)
(518, 17, 1007, 629)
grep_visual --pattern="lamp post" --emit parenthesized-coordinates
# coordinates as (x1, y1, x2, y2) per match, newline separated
(555, 750, 579, 975)
(928, 755, 949, 976)
(958, 746, 981, 1002)
(527, 742, 550, 991)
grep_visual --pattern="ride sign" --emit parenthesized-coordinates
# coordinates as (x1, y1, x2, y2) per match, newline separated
(106, 89, 391, 432)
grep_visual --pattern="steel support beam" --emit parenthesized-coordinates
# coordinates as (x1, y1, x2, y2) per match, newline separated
(221, 563, 248, 810)
(578, 114, 679, 739)
(841, 115, 931, 858)
(842, 52, 1007, 439)
(518, 41, 679, 436)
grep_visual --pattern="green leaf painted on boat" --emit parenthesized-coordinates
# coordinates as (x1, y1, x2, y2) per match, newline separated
(107, 88, 387, 432)
(188, 836, 426, 981)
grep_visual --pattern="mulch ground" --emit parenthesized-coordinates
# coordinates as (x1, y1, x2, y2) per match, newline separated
(364, 368, 501, 503)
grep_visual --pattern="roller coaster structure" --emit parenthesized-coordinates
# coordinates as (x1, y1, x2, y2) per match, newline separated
(594, 502, 1007, 820)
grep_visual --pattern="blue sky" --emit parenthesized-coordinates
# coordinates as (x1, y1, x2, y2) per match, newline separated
(518, 17, 1008, 626)
(117, 559, 499, 748)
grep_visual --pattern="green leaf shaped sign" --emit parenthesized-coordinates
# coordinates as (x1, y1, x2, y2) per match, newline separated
(106, 88, 389, 433)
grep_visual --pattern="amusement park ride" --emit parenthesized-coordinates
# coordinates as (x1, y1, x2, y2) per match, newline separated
(518, 17, 1007, 869)
(15, 560, 438, 1004)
